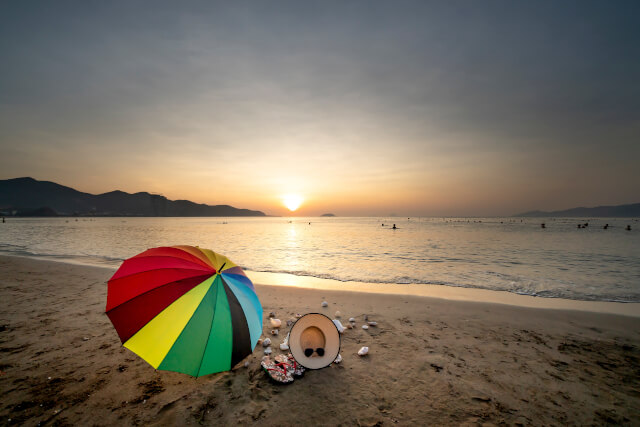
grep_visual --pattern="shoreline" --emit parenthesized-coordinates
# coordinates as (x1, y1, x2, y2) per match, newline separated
(249, 271, 640, 318)
(2, 253, 639, 318)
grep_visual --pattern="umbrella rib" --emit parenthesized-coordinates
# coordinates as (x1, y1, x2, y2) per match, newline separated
(221, 272, 254, 289)
(110, 265, 214, 283)
(107, 272, 213, 314)
(174, 246, 217, 267)
(131, 253, 213, 270)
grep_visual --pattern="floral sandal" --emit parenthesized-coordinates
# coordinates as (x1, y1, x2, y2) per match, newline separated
(261, 355, 294, 384)
(286, 353, 305, 377)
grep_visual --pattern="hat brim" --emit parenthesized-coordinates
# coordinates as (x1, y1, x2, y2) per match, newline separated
(289, 313, 340, 370)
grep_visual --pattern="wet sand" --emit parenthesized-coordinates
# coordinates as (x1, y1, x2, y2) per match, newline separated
(1, 255, 639, 425)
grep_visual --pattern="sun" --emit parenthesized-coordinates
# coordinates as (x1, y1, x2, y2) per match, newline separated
(282, 194, 304, 212)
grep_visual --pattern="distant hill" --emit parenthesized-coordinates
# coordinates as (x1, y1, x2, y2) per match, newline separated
(515, 203, 640, 218)
(321, 213, 336, 217)
(0, 177, 266, 217)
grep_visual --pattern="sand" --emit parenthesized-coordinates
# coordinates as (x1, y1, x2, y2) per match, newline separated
(1, 255, 639, 426)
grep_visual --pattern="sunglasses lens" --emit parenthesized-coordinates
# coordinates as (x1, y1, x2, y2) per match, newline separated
(316, 348, 325, 357)
(304, 348, 314, 357)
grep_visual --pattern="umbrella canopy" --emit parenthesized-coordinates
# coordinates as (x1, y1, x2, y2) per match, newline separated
(106, 245, 262, 377)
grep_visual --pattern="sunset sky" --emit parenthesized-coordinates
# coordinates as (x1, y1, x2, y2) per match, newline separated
(1, 1, 639, 217)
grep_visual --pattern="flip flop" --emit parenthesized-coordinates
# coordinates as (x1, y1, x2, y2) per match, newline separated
(261, 355, 294, 384)
(287, 353, 305, 377)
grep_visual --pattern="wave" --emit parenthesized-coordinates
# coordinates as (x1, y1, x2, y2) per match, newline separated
(0, 244, 122, 268)
(242, 267, 640, 303)
(1, 244, 637, 304)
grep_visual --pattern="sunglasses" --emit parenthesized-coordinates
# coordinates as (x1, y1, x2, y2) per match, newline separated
(304, 348, 325, 357)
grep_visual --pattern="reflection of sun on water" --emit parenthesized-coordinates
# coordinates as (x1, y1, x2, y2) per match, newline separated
(282, 194, 303, 211)
(285, 223, 301, 271)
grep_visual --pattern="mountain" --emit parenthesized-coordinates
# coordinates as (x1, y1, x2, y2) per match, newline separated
(515, 203, 640, 218)
(0, 177, 266, 217)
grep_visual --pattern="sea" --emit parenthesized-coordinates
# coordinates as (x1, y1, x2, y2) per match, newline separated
(1, 217, 638, 303)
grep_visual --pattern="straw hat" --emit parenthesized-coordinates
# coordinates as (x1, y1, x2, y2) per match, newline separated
(289, 313, 341, 370)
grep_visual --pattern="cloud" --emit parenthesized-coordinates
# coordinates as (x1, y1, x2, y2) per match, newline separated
(1, 1, 639, 215)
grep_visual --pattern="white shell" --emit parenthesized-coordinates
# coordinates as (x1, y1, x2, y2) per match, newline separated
(348, 317, 356, 323)
(334, 354, 342, 364)
(268, 312, 276, 318)
(321, 301, 329, 307)
(358, 346, 369, 356)
(367, 321, 378, 327)
(346, 323, 353, 329)
(279, 343, 290, 351)
(263, 338, 271, 347)
(270, 329, 279, 336)
(270, 318, 282, 328)
(264, 347, 272, 355)
(335, 311, 341, 318)
(244, 361, 250, 368)
(282, 332, 290, 346)
(333, 319, 345, 333)
(362, 325, 369, 330)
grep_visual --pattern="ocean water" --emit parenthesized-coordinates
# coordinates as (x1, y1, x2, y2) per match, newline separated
(0, 217, 638, 302)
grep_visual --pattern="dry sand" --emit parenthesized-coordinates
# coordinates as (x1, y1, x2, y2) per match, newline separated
(1, 255, 639, 426)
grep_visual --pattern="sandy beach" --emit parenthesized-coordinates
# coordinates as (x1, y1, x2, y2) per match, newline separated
(1, 255, 639, 426)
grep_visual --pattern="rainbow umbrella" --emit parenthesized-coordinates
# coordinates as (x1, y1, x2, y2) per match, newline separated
(105, 245, 262, 377)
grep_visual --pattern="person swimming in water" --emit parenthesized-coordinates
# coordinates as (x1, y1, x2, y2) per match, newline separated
(392, 224, 397, 229)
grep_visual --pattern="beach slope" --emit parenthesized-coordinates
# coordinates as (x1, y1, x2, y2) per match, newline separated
(1, 256, 639, 425)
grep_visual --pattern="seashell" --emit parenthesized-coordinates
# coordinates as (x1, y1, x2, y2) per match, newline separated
(282, 332, 290, 346)
(367, 321, 378, 327)
(286, 319, 293, 327)
(244, 361, 250, 368)
(321, 301, 328, 307)
(346, 323, 353, 329)
(335, 311, 341, 318)
(268, 312, 276, 318)
(264, 347, 272, 355)
(257, 339, 263, 346)
(358, 346, 369, 356)
(263, 338, 271, 347)
(270, 318, 282, 328)
(348, 317, 356, 323)
(362, 325, 369, 330)
(271, 329, 279, 336)
(279, 343, 289, 351)
(295, 313, 302, 318)
(333, 319, 345, 333)
(364, 314, 368, 321)
(334, 354, 342, 364)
